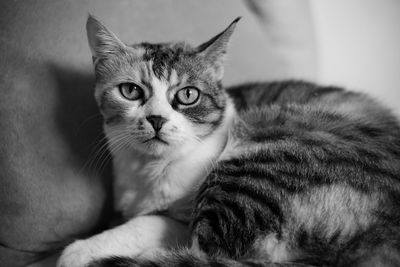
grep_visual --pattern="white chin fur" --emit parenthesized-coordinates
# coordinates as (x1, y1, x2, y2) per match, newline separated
(142, 140, 200, 158)
(136, 140, 175, 156)
(121, 136, 197, 158)
(136, 142, 169, 156)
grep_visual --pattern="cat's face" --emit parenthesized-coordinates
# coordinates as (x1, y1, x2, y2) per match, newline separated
(87, 16, 239, 156)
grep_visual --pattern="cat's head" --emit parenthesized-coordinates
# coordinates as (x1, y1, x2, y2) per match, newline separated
(86, 15, 239, 156)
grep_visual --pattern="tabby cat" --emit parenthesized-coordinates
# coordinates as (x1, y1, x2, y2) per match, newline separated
(57, 16, 400, 267)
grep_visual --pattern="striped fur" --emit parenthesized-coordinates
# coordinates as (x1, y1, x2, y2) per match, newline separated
(89, 253, 311, 267)
(85, 17, 400, 267)
(188, 81, 400, 266)
(90, 81, 400, 267)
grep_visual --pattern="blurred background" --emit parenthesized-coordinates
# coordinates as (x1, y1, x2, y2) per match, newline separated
(310, 0, 400, 115)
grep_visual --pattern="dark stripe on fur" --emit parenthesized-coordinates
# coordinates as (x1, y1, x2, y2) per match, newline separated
(174, 94, 225, 124)
(217, 181, 283, 223)
(105, 114, 124, 125)
(141, 43, 186, 79)
(100, 91, 127, 125)
(88, 254, 315, 267)
(227, 80, 343, 110)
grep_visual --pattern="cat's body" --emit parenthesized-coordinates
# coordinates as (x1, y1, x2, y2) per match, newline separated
(100, 81, 400, 267)
(190, 81, 400, 265)
(57, 17, 400, 267)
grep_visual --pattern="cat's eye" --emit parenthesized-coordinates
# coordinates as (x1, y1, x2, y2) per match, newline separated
(119, 83, 144, 101)
(175, 87, 200, 105)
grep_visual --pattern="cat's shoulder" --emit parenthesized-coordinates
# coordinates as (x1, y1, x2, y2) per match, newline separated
(227, 80, 395, 121)
(226, 80, 346, 110)
(227, 80, 399, 140)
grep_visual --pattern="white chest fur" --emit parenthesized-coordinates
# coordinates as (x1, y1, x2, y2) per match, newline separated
(111, 100, 236, 221)
(112, 131, 227, 220)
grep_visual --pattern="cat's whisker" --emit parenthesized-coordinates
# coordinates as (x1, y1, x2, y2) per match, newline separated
(79, 133, 122, 176)
(74, 113, 103, 136)
(90, 133, 130, 174)
(96, 140, 126, 174)
(165, 131, 200, 145)
(89, 142, 116, 174)
(77, 135, 108, 176)
(95, 136, 131, 175)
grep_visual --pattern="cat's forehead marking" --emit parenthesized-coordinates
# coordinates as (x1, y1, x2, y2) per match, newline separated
(168, 69, 178, 86)
(147, 74, 174, 116)
(137, 62, 149, 81)
(146, 61, 182, 90)
(145, 60, 166, 93)
(145, 61, 154, 82)
(150, 75, 169, 95)
(166, 68, 189, 88)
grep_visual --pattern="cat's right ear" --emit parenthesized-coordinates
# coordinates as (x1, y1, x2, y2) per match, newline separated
(196, 17, 241, 80)
(86, 14, 126, 63)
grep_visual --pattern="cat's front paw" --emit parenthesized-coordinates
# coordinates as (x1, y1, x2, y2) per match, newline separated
(57, 240, 97, 267)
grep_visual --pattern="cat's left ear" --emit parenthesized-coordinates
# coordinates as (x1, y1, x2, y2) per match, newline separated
(86, 14, 126, 63)
(197, 17, 241, 80)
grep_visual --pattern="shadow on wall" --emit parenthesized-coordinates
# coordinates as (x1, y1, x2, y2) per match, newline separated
(49, 61, 114, 230)
(49, 63, 107, 170)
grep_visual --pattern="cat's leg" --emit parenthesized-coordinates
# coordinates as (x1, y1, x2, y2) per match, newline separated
(56, 215, 189, 267)
(189, 170, 285, 260)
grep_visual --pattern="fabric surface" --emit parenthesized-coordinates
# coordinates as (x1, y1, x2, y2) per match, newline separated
(0, 1, 316, 266)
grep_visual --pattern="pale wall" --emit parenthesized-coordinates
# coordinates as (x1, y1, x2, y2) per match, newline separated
(310, 0, 400, 115)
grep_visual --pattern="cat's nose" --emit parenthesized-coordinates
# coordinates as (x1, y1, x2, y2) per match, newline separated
(146, 115, 167, 132)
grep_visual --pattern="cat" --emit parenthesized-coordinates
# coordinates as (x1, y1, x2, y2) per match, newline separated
(57, 15, 400, 267)
(56, 15, 238, 267)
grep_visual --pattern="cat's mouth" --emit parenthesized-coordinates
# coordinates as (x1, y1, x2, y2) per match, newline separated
(143, 135, 169, 145)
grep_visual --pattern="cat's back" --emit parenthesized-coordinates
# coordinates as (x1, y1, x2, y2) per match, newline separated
(221, 80, 400, 208)
(199, 81, 400, 263)
(227, 80, 400, 148)
(223, 81, 400, 190)
(228, 80, 344, 109)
